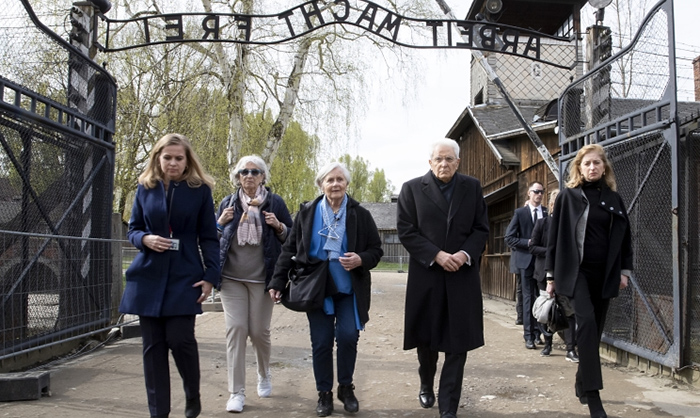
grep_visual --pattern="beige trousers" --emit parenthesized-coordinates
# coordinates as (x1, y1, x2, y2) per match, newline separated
(219, 279, 274, 394)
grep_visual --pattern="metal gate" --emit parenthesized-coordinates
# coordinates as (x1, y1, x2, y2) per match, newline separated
(0, 0, 117, 366)
(558, 0, 700, 368)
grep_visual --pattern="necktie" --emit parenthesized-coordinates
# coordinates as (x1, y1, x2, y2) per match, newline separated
(532, 208, 538, 224)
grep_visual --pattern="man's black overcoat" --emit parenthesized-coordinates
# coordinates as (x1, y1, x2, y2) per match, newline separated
(397, 171, 489, 353)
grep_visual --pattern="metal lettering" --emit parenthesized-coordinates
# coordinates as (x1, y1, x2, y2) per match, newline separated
(163, 15, 183, 41)
(99, 0, 571, 69)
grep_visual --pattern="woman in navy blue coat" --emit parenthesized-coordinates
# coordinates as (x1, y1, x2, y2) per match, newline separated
(120, 133, 220, 418)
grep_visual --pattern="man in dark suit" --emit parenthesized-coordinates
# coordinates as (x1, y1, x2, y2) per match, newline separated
(397, 138, 489, 418)
(505, 181, 547, 349)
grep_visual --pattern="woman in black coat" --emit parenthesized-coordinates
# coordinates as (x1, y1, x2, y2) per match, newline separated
(529, 190, 578, 360)
(545, 144, 633, 418)
(267, 162, 383, 417)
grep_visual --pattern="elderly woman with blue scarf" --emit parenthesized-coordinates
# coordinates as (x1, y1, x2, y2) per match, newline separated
(268, 161, 383, 417)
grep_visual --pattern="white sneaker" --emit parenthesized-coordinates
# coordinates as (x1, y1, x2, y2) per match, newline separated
(257, 373, 272, 398)
(226, 390, 245, 413)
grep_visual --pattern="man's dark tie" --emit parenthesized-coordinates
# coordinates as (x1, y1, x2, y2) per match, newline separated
(532, 208, 538, 225)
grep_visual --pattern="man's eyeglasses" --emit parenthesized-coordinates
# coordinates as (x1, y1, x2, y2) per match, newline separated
(239, 169, 262, 177)
(530, 190, 544, 194)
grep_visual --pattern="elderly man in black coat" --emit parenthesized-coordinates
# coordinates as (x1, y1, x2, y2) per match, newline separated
(397, 138, 489, 418)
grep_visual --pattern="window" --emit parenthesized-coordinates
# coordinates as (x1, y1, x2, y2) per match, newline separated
(384, 233, 401, 244)
(489, 216, 511, 254)
(487, 196, 516, 254)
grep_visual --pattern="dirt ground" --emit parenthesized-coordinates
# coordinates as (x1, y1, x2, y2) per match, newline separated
(1, 271, 700, 418)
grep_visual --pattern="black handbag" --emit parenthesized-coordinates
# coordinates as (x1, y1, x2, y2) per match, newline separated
(547, 296, 570, 333)
(281, 258, 337, 312)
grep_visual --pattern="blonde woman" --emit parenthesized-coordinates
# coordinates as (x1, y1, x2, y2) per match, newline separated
(545, 144, 633, 418)
(120, 133, 220, 418)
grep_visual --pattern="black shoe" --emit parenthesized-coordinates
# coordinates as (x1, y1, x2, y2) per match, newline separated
(418, 384, 435, 408)
(184, 397, 201, 418)
(316, 391, 333, 417)
(515, 319, 523, 325)
(440, 411, 457, 418)
(536, 336, 545, 345)
(575, 381, 588, 405)
(151, 415, 169, 418)
(566, 350, 580, 363)
(540, 344, 552, 357)
(337, 384, 359, 413)
(586, 390, 607, 418)
(525, 340, 536, 349)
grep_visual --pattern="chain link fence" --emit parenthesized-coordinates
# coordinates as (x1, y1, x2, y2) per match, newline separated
(1, 0, 117, 368)
(557, 0, 700, 368)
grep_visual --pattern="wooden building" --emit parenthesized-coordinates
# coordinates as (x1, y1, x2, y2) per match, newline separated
(362, 200, 410, 266)
(445, 0, 587, 301)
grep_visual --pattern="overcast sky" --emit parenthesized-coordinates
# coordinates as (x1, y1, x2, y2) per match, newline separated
(354, 0, 700, 193)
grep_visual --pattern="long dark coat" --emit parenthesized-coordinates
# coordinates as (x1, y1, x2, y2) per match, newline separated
(120, 182, 220, 317)
(545, 184, 633, 299)
(397, 172, 489, 353)
(267, 195, 383, 325)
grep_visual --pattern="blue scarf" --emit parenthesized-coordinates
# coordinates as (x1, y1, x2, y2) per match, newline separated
(319, 194, 347, 260)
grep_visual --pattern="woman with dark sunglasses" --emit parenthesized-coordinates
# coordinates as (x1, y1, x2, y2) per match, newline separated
(215, 155, 293, 413)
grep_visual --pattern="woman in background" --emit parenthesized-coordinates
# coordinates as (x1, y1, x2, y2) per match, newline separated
(529, 189, 578, 360)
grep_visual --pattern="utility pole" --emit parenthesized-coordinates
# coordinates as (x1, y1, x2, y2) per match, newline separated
(433, 0, 560, 182)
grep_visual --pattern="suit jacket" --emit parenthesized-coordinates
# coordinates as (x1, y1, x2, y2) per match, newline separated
(120, 182, 220, 317)
(528, 216, 550, 283)
(505, 204, 547, 270)
(268, 195, 383, 325)
(397, 171, 489, 353)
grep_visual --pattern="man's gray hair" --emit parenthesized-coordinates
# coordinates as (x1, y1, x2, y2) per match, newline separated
(315, 161, 351, 189)
(430, 138, 460, 159)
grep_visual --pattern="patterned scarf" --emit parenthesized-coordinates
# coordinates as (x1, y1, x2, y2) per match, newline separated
(237, 186, 267, 246)
(320, 194, 347, 259)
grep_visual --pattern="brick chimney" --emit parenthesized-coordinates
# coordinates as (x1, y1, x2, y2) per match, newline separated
(695, 55, 700, 101)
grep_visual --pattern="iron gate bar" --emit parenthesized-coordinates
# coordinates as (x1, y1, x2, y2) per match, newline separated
(562, 104, 673, 159)
(0, 318, 111, 359)
(0, 315, 136, 362)
(624, 138, 666, 213)
(0, 77, 115, 147)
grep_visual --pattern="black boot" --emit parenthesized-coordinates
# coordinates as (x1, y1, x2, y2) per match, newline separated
(586, 390, 607, 418)
(184, 397, 201, 418)
(316, 391, 334, 417)
(338, 384, 359, 413)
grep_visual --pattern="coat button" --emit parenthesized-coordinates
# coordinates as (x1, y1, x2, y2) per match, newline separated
(610, 207, 614, 210)
(601, 201, 605, 205)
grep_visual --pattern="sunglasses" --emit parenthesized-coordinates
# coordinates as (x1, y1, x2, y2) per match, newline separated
(530, 190, 544, 194)
(239, 169, 262, 177)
